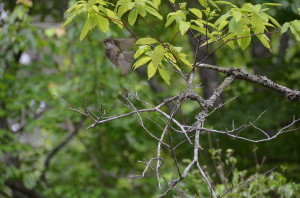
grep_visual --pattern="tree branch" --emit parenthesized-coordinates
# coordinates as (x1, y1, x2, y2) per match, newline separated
(196, 63, 300, 101)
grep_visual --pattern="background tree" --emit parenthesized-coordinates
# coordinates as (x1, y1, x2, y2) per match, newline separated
(0, 0, 300, 197)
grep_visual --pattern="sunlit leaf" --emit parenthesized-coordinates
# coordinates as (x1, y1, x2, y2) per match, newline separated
(208, 0, 220, 10)
(189, 8, 202, 19)
(152, 45, 165, 68)
(95, 14, 109, 32)
(232, 10, 242, 22)
(137, 6, 147, 17)
(179, 53, 192, 67)
(128, 9, 138, 25)
(64, 6, 86, 26)
(136, 38, 158, 45)
(218, 20, 229, 31)
(144, 6, 163, 20)
(280, 22, 290, 34)
(80, 18, 92, 40)
(290, 21, 300, 42)
(117, 4, 129, 18)
(215, 13, 230, 25)
(158, 67, 170, 85)
(179, 2, 187, 10)
(153, 0, 161, 9)
(237, 29, 251, 50)
(198, 0, 208, 8)
(251, 13, 265, 33)
(229, 18, 243, 34)
(267, 14, 281, 28)
(179, 21, 190, 35)
(257, 34, 271, 50)
(134, 45, 151, 59)
(165, 14, 176, 27)
(147, 62, 157, 79)
(215, 1, 236, 7)
(224, 33, 236, 49)
(262, 3, 282, 7)
(133, 56, 151, 69)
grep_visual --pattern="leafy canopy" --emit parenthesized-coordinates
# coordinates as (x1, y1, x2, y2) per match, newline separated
(65, 0, 300, 84)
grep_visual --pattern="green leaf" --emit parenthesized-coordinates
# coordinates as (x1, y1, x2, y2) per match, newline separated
(144, 6, 163, 20)
(215, 1, 236, 7)
(65, 4, 76, 14)
(128, 2, 135, 10)
(80, 18, 92, 40)
(179, 53, 192, 67)
(134, 45, 151, 58)
(190, 24, 214, 39)
(64, 6, 86, 26)
(232, 10, 242, 22)
(224, 33, 236, 49)
(208, 0, 220, 10)
(169, 45, 182, 53)
(105, 8, 122, 28)
(95, 15, 109, 32)
(117, 4, 129, 18)
(169, 0, 175, 3)
(179, 21, 190, 35)
(262, 3, 282, 7)
(128, 9, 138, 25)
(153, 0, 161, 9)
(290, 21, 300, 42)
(137, 6, 147, 17)
(198, 0, 208, 8)
(152, 45, 165, 68)
(229, 18, 243, 34)
(136, 38, 158, 45)
(179, 2, 187, 10)
(65, 1, 86, 13)
(165, 14, 176, 27)
(158, 67, 170, 85)
(257, 34, 271, 50)
(215, 13, 230, 25)
(218, 20, 229, 31)
(133, 56, 151, 69)
(189, 8, 202, 19)
(237, 29, 251, 50)
(87, 0, 97, 11)
(251, 13, 265, 33)
(281, 22, 290, 34)
(147, 62, 157, 79)
(267, 14, 281, 28)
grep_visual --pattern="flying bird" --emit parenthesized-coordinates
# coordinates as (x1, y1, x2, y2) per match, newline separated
(104, 38, 136, 75)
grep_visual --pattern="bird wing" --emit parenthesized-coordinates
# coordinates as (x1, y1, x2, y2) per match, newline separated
(106, 48, 120, 67)
(115, 38, 136, 52)
(118, 51, 134, 75)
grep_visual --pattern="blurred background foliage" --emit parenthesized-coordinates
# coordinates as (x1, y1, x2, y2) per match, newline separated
(0, 0, 300, 197)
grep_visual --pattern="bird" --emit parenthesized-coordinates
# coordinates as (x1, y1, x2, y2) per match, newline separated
(103, 38, 136, 75)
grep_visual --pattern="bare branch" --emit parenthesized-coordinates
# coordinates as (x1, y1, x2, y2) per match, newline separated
(200, 117, 300, 142)
(52, 94, 92, 120)
(195, 64, 300, 101)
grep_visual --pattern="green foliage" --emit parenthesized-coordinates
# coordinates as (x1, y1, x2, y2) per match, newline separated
(281, 20, 300, 42)
(64, 0, 300, 83)
(1, 0, 300, 197)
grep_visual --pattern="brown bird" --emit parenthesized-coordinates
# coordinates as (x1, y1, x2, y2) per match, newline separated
(104, 38, 136, 75)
